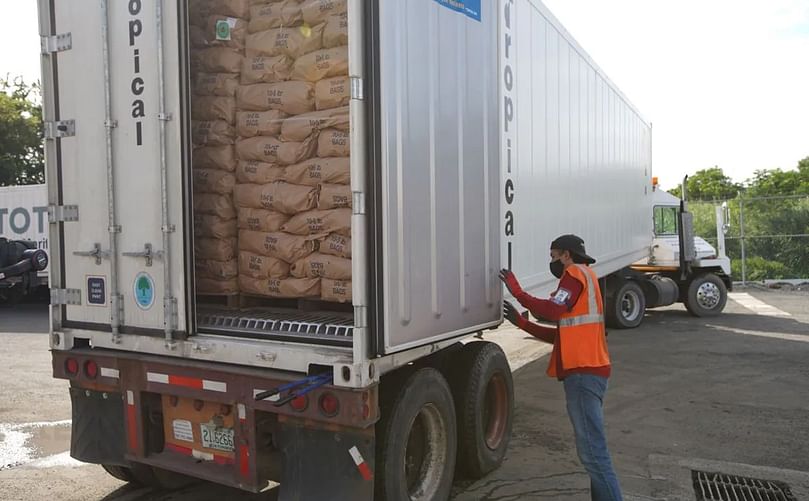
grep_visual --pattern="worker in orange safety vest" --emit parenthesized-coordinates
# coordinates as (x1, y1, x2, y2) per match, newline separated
(500, 234, 623, 501)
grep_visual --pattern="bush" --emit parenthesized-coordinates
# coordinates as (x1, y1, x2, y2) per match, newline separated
(732, 256, 792, 282)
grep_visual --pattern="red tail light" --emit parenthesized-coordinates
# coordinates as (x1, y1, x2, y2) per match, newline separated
(318, 393, 340, 417)
(84, 360, 99, 379)
(290, 395, 308, 412)
(65, 358, 79, 376)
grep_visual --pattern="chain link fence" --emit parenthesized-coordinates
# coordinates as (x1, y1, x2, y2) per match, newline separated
(689, 195, 809, 284)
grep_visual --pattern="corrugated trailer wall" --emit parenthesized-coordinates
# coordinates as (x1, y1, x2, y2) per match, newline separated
(502, 0, 653, 298)
(376, 0, 502, 353)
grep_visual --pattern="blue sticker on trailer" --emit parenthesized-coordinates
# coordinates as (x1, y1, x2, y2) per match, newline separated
(434, 0, 481, 22)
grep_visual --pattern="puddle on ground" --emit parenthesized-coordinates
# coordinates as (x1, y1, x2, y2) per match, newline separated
(0, 420, 72, 470)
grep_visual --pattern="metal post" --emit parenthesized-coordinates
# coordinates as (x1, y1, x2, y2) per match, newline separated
(155, 0, 176, 347)
(101, 0, 123, 341)
(739, 197, 746, 285)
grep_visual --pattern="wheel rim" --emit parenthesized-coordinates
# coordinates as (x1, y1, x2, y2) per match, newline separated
(483, 373, 508, 450)
(404, 403, 449, 500)
(696, 282, 721, 309)
(621, 290, 642, 321)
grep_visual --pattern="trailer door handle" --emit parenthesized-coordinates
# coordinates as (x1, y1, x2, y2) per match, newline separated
(123, 243, 163, 267)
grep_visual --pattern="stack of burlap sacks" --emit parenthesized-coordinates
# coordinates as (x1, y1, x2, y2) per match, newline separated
(192, 0, 352, 303)
(189, 0, 247, 295)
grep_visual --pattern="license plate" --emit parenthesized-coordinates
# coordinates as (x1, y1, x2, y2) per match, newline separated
(200, 424, 235, 453)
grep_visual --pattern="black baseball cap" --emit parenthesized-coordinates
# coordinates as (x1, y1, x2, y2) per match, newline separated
(550, 234, 596, 264)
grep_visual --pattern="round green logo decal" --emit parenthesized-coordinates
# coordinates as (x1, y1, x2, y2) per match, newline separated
(215, 20, 231, 41)
(134, 272, 155, 310)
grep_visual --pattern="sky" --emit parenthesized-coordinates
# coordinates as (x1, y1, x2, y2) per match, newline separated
(2, 1, 808, 190)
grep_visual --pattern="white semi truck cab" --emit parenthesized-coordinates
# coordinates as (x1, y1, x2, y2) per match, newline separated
(602, 179, 733, 328)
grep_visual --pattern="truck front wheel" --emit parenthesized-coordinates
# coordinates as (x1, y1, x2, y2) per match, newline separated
(606, 279, 646, 329)
(376, 368, 457, 501)
(685, 273, 727, 317)
(449, 342, 513, 479)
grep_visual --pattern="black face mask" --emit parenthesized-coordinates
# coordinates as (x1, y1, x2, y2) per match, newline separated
(549, 259, 565, 279)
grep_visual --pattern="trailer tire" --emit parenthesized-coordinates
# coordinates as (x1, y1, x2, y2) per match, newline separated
(449, 342, 514, 480)
(375, 368, 457, 501)
(606, 280, 646, 329)
(101, 464, 134, 483)
(685, 273, 727, 317)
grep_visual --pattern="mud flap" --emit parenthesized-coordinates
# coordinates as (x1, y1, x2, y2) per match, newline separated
(70, 387, 127, 466)
(276, 422, 375, 501)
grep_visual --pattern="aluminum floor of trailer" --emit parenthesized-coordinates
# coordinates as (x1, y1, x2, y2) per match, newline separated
(197, 306, 354, 346)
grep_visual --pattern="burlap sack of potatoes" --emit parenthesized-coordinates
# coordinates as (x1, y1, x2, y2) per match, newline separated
(194, 145, 237, 171)
(236, 135, 317, 166)
(192, 96, 237, 123)
(280, 106, 348, 142)
(321, 278, 351, 303)
(237, 81, 315, 115)
(323, 11, 348, 49)
(194, 214, 238, 239)
(196, 258, 239, 279)
(239, 230, 320, 263)
(317, 128, 350, 157)
(239, 275, 321, 298)
(318, 183, 351, 209)
(245, 24, 325, 59)
(280, 208, 351, 236)
(291, 46, 348, 82)
(283, 157, 350, 186)
(235, 160, 286, 184)
(195, 73, 240, 96)
(241, 54, 293, 85)
(248, 1, 302, 33)
(238, 251, 290, 279)
(194, 193, 237, 219)
(236, 110, 287, 137)
(195, 237, 238, 261)
(193, 169, 236, 194)
(315, 76, 350, 110)
(234, 182, 318, 214)
(192, 120, 237, 146)
(237, 208, 289, 232)
(290, 252, 351, 280)
(317, 232, 351, 258)
(301, 0, 346, 25)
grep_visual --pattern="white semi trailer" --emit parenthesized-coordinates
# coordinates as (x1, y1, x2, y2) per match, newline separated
(36, 0, 718, 499)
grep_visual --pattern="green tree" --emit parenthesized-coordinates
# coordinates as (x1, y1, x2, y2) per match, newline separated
(668, 166, 742, 201)
(0, 77, 44, 186)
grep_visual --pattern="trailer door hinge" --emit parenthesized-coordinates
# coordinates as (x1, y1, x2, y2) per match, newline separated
(48, 205, 79, 223)
(51, 288, 81, 306)
(41, 33, 72, 54)
(44, 120, 75, 139)
(350, 76, 364, 100)
(352, 191, 366, 215)
(164, 296, 178, 331)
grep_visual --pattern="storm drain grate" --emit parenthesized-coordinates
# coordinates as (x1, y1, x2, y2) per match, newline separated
(692, 470, 797, 501)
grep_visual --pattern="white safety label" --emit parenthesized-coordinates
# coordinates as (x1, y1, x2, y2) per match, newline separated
(172, 419, 194, 443)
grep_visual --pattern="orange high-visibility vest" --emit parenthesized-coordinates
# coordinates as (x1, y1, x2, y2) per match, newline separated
(547, 264, 611, 378)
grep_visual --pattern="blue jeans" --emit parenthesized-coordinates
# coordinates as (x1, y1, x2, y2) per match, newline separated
(563, 374, 623, 501)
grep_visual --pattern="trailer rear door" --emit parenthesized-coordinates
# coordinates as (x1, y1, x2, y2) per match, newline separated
(39, 0, 189, 337)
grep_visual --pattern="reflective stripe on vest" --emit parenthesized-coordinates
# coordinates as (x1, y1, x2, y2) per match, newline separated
(557, 264, 603, 326)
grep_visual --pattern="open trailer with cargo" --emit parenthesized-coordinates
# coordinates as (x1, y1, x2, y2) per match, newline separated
(36, 0, 707, 499)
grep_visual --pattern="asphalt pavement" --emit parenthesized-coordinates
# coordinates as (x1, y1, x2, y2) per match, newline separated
(1, 287, 808, 500)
